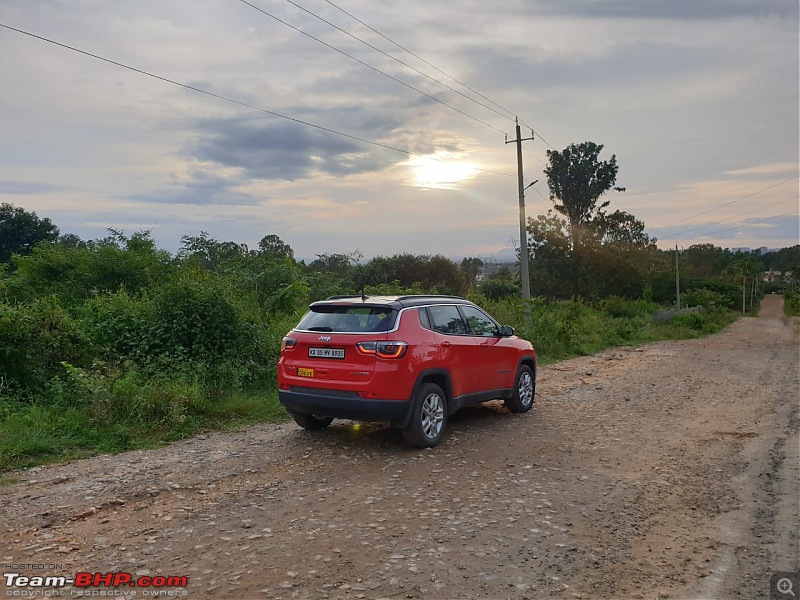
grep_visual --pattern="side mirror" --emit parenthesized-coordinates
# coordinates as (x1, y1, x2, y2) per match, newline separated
(500, 325, 515, 337)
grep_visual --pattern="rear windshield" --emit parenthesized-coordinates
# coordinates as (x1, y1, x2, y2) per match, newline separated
(296, 306, 398, 333)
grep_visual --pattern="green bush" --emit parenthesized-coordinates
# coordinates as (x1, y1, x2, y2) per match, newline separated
(681, 288, 727, 309)
(598, 295, 655, 319)
(6, 233, 173, 306)
(80, 281, 276, 389)
(784, 289, 800, 316)
(0, 297, 89, 393)
(479, 279, 520, 301)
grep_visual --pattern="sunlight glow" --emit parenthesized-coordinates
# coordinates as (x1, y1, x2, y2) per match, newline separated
(406, 152, 479, 190)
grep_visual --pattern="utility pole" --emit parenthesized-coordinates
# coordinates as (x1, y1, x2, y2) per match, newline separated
(742, 275, 746, 313)
(506, 118, 535, 310)
(675, 243, 681, 311)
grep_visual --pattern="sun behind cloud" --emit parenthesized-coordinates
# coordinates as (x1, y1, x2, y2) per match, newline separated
(406, 152, 479, 190)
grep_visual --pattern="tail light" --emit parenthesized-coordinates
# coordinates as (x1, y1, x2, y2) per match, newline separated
(356, 341, 409, 359)
(281, 337, 297, 352)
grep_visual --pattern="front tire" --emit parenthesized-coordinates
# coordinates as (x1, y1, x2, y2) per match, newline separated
(290, 411, 334, 430)
(402, 383, 447, 448)
(505, 364, 535, 413)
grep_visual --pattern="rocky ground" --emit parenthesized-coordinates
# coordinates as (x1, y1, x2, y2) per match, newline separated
(2, 295, 798, 599)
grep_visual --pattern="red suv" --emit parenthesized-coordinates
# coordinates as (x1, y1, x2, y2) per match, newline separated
(278, 295, 536, 447)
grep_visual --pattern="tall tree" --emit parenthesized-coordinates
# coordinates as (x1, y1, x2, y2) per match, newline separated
(258, 234, 294, 260)
(0, 203, 59, 264)
(529, 142, 656, 299)
(460, 257, 484, 288)
(544, 142, 618, 248)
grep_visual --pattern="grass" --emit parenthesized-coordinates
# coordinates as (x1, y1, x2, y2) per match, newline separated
(1, 297, 744, 474)
(0, 387, 285, 473)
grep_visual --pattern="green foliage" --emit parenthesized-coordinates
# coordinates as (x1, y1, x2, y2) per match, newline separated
(657, 308, 737, 337)
(363, 280, 428, 296)
(479, 279, 519, 300)
(357, 254, 466, 295)
(650, 273, 741, 310)
(544, 141, 619, 241)
(470, 294, 737, 364)
(0, 202, 779, 472)
(683, 244, 729, 278)
(0, 203, 59, 265)
(0, 297, 89, 393)
(6, 231, 173, 305)
(598, 296, 655, 319)
(784, 290, 800, 316)
(460, 257, 484, 289)
(258, 234, 294, 260)
(681, 288, 727, 309)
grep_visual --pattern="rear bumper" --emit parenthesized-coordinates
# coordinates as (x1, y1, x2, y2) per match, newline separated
(279, 386, 412, 428)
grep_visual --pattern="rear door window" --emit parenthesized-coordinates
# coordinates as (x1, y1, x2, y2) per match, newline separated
(427, 305, 467, 335)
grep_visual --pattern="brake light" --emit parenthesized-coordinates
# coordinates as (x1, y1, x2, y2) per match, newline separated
(356, 341, 409, 359)
(281, 337, 297, 352)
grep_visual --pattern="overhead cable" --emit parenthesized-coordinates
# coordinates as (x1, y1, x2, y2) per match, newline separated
(0, 22, 514, 178)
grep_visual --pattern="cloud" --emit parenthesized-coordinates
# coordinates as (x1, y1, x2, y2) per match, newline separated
(724, 163, 800, 177)
(532, 0, 798, 20)
(186, 114, 399, 182)
(0, 180, 67, 195)
(128, 168, 260, 206)
(654, 214, 799, 244)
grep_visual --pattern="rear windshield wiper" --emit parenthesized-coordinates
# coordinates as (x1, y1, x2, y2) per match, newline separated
(307, 326, 333, 332)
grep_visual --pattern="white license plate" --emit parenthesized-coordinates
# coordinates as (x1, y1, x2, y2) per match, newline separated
(308, 347, 345, 359)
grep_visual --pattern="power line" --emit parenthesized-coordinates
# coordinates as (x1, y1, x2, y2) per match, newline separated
(319, 0, 560, 150)
(686, 210, 798, 242)
(652, 175, 799, 233)
(321, 0, 518, 121)
(237, 0, 509, 136)
(0, 22, 514, 178)
(672, 197, 798, 241)
(281, 0, 514, 127)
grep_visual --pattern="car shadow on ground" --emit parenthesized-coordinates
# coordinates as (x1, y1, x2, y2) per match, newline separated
(286, 400, 525, 452)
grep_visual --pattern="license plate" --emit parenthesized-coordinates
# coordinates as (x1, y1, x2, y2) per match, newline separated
(297, 367, 314, 377)
(309, 347, 345, 359)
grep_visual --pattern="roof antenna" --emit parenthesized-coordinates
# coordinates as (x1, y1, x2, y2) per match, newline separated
(360, 288, 368, 302)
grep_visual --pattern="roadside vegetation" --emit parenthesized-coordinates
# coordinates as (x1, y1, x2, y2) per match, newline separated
(1, 147, 797, 471)
(783, 288, 800, 317)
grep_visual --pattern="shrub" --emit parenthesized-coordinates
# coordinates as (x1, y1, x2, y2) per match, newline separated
(479, 279, 520, 301)
(784, 289, 800, 316)
(681, 288, 727, 309)
(0, 297, 89, 393)
(598, 296, 655, 319)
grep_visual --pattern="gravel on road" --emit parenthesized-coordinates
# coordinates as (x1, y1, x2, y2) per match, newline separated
(2, 295, 798, 599)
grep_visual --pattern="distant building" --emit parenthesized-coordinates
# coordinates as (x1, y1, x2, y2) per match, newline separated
(763, 271, 795, 283)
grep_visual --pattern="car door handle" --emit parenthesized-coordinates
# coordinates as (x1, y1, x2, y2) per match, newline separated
(441, 341, 452, 348)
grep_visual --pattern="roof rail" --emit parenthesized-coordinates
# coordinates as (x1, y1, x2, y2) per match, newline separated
(396, 295, 465, 301)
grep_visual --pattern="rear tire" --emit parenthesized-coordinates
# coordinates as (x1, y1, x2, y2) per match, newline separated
(505, 365, 535, 413)
(402, 383, 447, 448)
(290, 411, 334, 430)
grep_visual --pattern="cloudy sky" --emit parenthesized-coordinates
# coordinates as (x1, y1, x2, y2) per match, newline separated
(1, 0, 798, 261)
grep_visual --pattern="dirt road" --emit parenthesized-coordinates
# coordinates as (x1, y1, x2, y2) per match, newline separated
(2, 295, 798, 599)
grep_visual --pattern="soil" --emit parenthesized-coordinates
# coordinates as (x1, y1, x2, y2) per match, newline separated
(2, 295, 798, 600)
